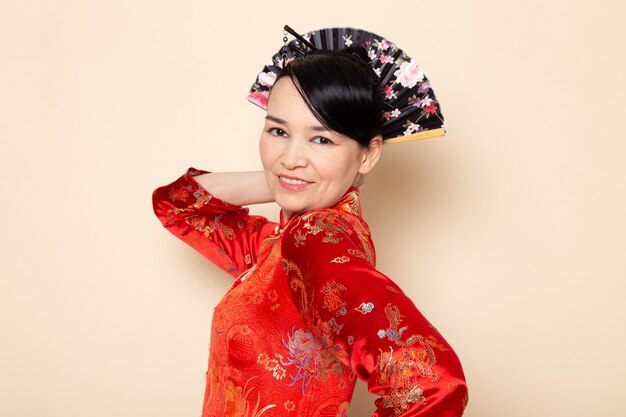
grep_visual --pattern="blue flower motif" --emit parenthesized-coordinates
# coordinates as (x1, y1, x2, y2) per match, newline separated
(355, 302, 374, 314)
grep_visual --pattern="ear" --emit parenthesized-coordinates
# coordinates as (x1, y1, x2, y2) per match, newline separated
(358, 135, 383, 175)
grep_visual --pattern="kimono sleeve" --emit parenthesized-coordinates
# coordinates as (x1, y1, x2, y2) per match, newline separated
(152, 167, 277, 278)
(281, 210, 468, 417)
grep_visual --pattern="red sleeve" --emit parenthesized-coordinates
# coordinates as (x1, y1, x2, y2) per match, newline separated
(281, 210, 468, 417)
(152, 167, 277, 278)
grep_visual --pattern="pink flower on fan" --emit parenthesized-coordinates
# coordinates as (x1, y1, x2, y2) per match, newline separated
(382, 84, 396, 100)
(258, 71, 277, 87)
(379, 54, 395, 64)
(393, 59, 424, 88)
(383, 108, 401, 121)
(246, 90, 270, 109)
(373, 39, 394, 51)
(424, 103, 438, 114)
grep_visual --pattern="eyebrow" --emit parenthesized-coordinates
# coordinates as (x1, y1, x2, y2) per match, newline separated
(265, 115, 329, 132)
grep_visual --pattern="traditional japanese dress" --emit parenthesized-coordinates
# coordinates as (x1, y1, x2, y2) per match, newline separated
(153, 168, 468, 417)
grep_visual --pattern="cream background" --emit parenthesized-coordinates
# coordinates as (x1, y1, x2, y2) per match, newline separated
(1, 1, 625, 416)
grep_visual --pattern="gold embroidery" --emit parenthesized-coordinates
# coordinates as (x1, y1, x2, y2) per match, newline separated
(267, 290, 278, 303)
(375, 347, 427, 415)
(282, 258, 310, 314)
(187, 215, 217, 238)
(337, 401, 350, 417)
(193, 193, 212, 208)
(168, 185, 189, 202)
(218, 221, 235, 240)
(386, 285, 400, 293)
(283, 400, 296, 412)
(321, 281, 347, 312)
(245, 291, 264, 305)
(266, 290, 280, 311)
(331, 256, 350, 264)
(257, 353, 287, 381)
(347, 248, 366, 258)
(355, 302, 375, 314)
(206, 372, 277, 417)
(185, 213, 235, 240)
(289, 213, 347, 246)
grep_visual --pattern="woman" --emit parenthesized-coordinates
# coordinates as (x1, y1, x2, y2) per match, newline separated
(153, 27, 467, 417)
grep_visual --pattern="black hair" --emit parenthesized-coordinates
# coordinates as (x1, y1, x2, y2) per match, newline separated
(276, 47, 383, 147)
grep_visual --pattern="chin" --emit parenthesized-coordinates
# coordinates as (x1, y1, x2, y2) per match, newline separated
(276, 200, 306, 216)
(274, 193, 312, 214)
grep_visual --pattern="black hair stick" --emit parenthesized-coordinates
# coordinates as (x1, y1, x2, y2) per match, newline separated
(283, 25, 317, 51)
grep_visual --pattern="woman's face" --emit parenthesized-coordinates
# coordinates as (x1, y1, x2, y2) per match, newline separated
(259, 77, 381, 220)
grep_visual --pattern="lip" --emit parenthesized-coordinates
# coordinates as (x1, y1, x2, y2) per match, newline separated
(277, 174, 311, 191)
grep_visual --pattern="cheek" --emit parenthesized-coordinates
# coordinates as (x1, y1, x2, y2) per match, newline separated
(259, 137, 275, 169)
(317, 155, 359, 185)
(335, 153, 363, 178)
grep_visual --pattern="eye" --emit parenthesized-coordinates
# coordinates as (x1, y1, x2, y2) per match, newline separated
(268, 127, 288, 137)
(311, 136, 335, 145)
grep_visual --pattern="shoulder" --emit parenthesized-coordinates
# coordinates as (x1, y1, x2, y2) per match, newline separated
(281, 207, 376, 266)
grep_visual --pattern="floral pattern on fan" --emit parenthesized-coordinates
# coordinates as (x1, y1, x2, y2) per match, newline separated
(246, 26, 446, 143)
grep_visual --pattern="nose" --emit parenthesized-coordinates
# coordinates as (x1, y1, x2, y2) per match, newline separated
(281, 138, 308, 170)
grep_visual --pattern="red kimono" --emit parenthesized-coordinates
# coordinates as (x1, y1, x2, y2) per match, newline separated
(153, 168, 468, 417)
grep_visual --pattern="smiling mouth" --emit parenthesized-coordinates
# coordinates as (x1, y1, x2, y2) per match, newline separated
(280, 176, 308, 185)
(277, 175, 311, 190)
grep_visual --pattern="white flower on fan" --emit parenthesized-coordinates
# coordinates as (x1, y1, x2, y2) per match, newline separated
(368, 49, 377, 60)
(383, 108, 401, 121)
(258, 71, 277, 87)
(373, 38, 394, 51)
(403, 122, 422, 136)
(343, 34, 353, 47)
(393, 59, 424, 88)
(420, 95, 433, 107)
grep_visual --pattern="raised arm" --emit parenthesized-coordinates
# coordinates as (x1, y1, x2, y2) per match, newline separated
(193, 171, 273, 206)
(281, 210, 468, 417)
(152, 168, 277, 278)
